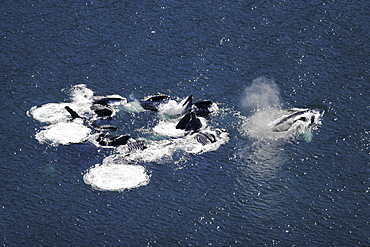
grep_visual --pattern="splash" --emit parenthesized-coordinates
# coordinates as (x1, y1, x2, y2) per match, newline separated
(67, 84, 94, 106)
(240, 77, 288, 140)
(158, 96, 190, 117)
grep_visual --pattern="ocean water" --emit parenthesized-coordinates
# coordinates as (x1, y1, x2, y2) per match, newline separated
(1, 0, 369, 246)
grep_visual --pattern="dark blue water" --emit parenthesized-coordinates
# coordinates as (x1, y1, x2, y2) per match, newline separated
(1, 0, 369, 246)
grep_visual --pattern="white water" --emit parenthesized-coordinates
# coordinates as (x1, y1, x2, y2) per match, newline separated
(83, 162, 150, 191)
(35, 120, 91, 146)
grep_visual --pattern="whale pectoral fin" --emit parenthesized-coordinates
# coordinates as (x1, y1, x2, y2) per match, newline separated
(65, 106, 82, 120)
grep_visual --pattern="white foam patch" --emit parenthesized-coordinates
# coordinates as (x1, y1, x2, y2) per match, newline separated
(69, 84, 94, 105)
(28, 103, 71, 124)
(208, 102, 219, 114)
(152, 119, 186, 137)
(83, 161, 150, 191)
(35, 120, 91, 145)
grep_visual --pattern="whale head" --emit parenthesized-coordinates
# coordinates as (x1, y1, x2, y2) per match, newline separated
(271, 108, 324, 132)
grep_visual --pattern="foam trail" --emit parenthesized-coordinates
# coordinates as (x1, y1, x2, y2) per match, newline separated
(241, 76, 281, 111)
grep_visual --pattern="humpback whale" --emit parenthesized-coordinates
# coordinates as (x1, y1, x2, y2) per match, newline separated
(140, 95, 195, 116)
(125, 140, 147, 153)
(64, 106, 140, 148)
(90, 96, 126, 117)
(65, 106, 118, 131)
(181, 95, 193, 115)
(90, 104, 113, 117)
(65, 100, 114, 119)
(140, 95, 170, 111)
(93, 96, 125, 106)
(90, 118, 118, 131)
(193, 132, 217, 145)
(97, 134, 131, 146)
(271, 109, 323, 132)
(176, 111, 202, 131)
(96, 133, 148, 153)
(193, 100, 218, 116)
(178, 96, 217, 117)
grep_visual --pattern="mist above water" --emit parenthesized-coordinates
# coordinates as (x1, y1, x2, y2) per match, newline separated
(241, 77, 281, 111)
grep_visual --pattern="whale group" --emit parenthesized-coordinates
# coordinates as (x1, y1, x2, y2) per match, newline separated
(33, 87, 225, 156)
(28, 84, 324, 191)
(31, 87, 324, 151)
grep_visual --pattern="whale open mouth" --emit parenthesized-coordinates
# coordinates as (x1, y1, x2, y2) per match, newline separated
(270, 108, 324, 133)
(241, 107, 324, 140)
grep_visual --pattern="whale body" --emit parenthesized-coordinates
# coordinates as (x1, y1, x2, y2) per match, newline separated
(139, 95, 170, 111)
(193, 101, 218, 116)
(93, 97, 124, 106)
(271, 109, 323, 132)
(193, 132, 217, 145)
(176, 111, 202, 131)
